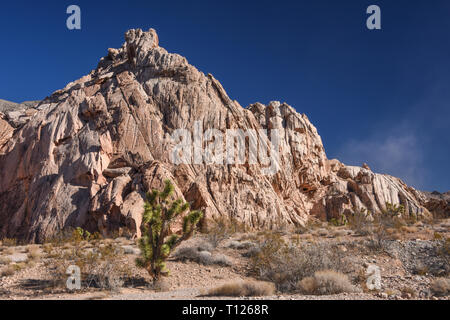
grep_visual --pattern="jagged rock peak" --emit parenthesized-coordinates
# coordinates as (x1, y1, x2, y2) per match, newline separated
(0, 27, 434, 243)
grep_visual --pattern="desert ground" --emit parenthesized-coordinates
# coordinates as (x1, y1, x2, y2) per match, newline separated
(0, 216, 449, 300)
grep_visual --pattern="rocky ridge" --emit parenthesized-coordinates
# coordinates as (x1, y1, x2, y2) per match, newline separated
(0, 28, 436, 242)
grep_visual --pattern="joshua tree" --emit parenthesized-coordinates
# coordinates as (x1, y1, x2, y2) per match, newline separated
(136, 179, 203, 281)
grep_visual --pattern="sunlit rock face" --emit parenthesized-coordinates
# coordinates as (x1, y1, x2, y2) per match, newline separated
(0, 29, 430, 242)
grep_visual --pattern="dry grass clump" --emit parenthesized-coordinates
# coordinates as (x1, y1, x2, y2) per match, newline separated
(297, 270, 358, 295)
(207, 280, 275, 297)
(430, 278, 450, 297)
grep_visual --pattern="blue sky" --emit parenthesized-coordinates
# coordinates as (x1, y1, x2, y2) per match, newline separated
(0, 0, 449, 191)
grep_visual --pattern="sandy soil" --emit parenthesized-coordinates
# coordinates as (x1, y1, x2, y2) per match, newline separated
(0, 218, 449, 300)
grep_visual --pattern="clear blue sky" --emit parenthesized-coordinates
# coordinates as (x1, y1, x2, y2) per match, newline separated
(1, 0, 449, 191)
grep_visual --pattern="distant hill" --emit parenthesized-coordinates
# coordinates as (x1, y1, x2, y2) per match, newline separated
(0, 99, 40, 113)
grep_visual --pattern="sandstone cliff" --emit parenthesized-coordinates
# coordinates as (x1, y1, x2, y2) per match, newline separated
(0, 29, 432, 242)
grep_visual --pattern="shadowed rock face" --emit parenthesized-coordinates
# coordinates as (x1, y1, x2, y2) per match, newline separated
(0, 29, 431, 242)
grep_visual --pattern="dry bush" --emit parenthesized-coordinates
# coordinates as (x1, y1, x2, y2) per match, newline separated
(26, 245, 41, 261)
(173, 246, 204, 261)
(297, 270, 358, 295)
(207, 280, 275, 297)
(95, 262, 125, 292)
(400, 286, 417, 298)
(430, 278, 450, 297)
(1, 238, 17, 247)
(347, 207, 372, 235)
(47, 228, 101, 247)
(365, 204, 409, 250)
(401, 226, 419, 234)
(197, 241, 214, 252)
(205, 217, 247, 248)
(211, 253, 233, 266)
(173, 246, 232, 266)
(0, 256, 11, 265)
(0, 265, 15, 277)
(228, 240, 255, 250)
(250, 232, 350, 292)
(51, 241, 131, 291)
(42, 243, 54, 255)
(4, 247, 15, 255)
(151, 278, 171, 292)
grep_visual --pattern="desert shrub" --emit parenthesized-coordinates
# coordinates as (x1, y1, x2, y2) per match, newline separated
(173, 246, 233, 266)
(228, 240, 255, 250)
(95, 262, 125, 292)
(42, 243, 54, 255)
(197, 241, 214, 252)
(205, 217, 247, 248)
(48, 228, 101, 247)
(211, 253, 233, 266)
(401, 226, 419, 234)
(250, 232, 350, 292)
(367, 203, 408, 250)
(173, 246, 203, 261)
(0, 265, 15, 277)
(297, 270, 357, 295)
(400, 286, 417, 298)
(207, 280, 275, 297)
(1, 238, 17, 247)
(52, 241, 131, 291)
(136, 180, 203, 281)
(347, 207, 372, 235)
(329, 214, 348, 227)
(26, 245, 41, 260)
(242, 245, 261, 258)
(151, 278, 171, 292)
(0, 256, 11, 265)
(430, 278, 450, 297)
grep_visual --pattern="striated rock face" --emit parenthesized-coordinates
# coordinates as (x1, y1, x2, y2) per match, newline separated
(423, 191, 450, 218)
(0, 29, 431, 242)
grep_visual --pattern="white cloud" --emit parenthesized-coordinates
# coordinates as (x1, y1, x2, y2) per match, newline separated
(338, 127, 425, 188)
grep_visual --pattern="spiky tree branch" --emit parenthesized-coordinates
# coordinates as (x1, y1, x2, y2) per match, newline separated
(136, 180, 203, 281)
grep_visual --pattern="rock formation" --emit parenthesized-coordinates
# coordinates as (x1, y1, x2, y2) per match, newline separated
(423, 191, 450, 218)
(0, 29, 434, 242)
